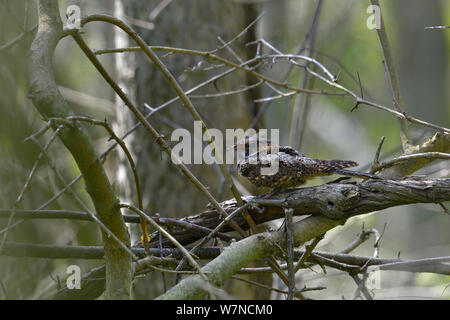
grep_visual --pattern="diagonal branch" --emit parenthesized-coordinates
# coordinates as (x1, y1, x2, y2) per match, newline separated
(81, 14, 258, 234)
(70, 20, 247, 238)
(370, 0, 411, 150)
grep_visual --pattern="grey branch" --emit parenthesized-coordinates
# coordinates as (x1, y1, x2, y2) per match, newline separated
(2, 178, 449, 250)
(148, 177, 450, 248)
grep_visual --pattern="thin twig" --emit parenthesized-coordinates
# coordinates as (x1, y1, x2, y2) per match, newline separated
(370, 136, 386, 173)
(0, 208, 234, 242)
(148, 0, 173, 21)
(231, 275, 315, 298)
(134, 255, 178, 273)
(370, 0, 410, 150)
(4, 241, 449, 275)
(158, 230, 167, 292)
(71, 28, 247, 237)
(424, 25, 450, 30)
(174, 204, 249, 272)
(47, 116, 150, 251)
(119, 204, 209, 283)
(0, 24, 37, 52)
(85, 14, 259, 235)
(94, 45, 342, 96)
(371, 152, 450, 173)
(438, 203, 449, 215)
(351, 273, 373, 300)
(284, 208, 295, 300)
(188, 80, 263, 99)
(25, 136, 138, 261)
(339, 225, 372, 254)
(295, 235, 323, 272)
(290, 59, 450, 133)
(0, 127, 61, 254)
(208, 12, 264, 55)
(30, 56, 254, 218)
(266, 256, 305, 299)
(288, 0, 323, 149)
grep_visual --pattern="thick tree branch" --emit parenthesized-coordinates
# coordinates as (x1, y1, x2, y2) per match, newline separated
(27, 0, 132, 299)
(157, 215, 340, 299)
(3, 178, 449, 250)
(147, 178, 450, 248)
(154, 177, 449, 299)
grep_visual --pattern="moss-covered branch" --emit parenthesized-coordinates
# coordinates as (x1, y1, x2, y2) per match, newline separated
(28, 0, 132, 299)
(157, 216, 340, 299)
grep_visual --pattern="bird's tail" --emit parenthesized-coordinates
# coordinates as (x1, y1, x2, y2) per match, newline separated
(314, 160, 379, 180)
(320, 159, 359, 172)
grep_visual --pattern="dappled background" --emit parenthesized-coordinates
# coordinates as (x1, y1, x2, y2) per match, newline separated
(0, 0, 449, 299)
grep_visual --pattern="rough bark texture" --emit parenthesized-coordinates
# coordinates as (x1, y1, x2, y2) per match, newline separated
(156, 177, 450, 299)
(148, 177, 450, 248)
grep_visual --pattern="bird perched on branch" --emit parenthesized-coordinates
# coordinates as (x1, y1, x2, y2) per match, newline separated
(234, 137, 378, 191)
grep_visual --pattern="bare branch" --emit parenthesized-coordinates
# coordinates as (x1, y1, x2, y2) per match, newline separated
(295, 235, 323, 272)
(70, 26, 247, 237)
(370, 136, 386, 173)
(157, 215, 340, 300)
(4, 242, 448, 276)
(155, 177, 450, 299)
(120, 204, 210, 283)
(370, 0, 411, 150)
(0, 127, 61, 252)
(424, 26, 450, 30)
(122, 178, 450, 249)
(372, 152, 450, 173)
(27, 0, 133, 299)
(284, 208, 295, 300)
(0, 24, 37, 52)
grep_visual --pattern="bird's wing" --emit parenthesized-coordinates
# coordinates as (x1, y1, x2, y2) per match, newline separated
(277, 146, 304, 157)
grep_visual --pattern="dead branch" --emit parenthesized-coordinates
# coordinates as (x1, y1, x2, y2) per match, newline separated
(147, 177, 450, 248)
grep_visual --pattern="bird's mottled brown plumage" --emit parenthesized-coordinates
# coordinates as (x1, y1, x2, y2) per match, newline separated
(237, 143, 376, 189)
